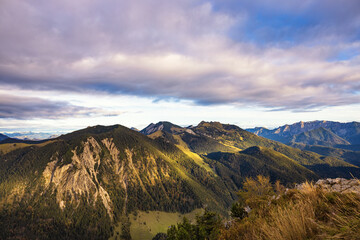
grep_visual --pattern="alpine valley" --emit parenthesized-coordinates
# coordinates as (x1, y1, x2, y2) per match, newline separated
(0, 121, 360, 239)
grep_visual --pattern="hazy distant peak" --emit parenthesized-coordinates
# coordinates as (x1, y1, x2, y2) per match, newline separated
(3, 131, 59, 140)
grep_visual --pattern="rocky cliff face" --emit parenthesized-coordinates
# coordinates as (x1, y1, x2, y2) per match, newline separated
(42, 137, 113, 217)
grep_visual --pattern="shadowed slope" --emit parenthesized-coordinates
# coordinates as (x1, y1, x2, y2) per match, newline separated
(290, 127, 350, 146)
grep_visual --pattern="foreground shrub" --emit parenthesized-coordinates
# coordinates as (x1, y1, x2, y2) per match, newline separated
(220, 176, 360, 240)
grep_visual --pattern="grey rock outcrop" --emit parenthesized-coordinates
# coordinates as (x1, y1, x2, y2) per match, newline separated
(315, 178, 360, 193)
(297, 178, 360, 194)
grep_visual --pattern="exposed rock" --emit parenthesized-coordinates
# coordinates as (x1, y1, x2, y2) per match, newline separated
(140, 123, 164, 135)
(43, 137, 113, 219)
(297, 178, 360, 194)
(185, 129, 196, 135)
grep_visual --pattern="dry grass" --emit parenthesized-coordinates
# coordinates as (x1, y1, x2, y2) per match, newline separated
(258, 199, 316, 240)
(220, 178, 360, 240)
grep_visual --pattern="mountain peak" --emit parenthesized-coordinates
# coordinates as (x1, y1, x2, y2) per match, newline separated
(140, 121, 183, 135)
(197, 121, 221, 127)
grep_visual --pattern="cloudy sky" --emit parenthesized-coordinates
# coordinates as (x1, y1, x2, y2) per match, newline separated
(0, 0, 359, 133)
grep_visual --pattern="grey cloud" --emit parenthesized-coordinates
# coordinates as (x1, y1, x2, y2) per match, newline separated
(0, 95, 121, 119)
(0, 0, 229, 59)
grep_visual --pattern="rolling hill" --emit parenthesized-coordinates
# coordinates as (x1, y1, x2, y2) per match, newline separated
(205, 146, 317, 187)
(292, 144, 360, 168)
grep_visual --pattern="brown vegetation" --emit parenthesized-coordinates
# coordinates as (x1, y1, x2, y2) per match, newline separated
(220, 176, 360, 240)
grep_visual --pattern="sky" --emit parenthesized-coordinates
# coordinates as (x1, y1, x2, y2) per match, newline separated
(0, 0, 359, 133)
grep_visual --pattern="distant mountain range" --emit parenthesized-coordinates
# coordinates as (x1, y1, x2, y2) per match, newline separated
(247, 120, 360, 168)
(247, 120, 360, 148)
(1, 131, 61, 140)
(1, 121, 360, 239)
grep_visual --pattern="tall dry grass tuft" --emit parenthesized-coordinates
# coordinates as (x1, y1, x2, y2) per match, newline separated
(220, 176, 360, 240)
(318, 192, 360, 239)
(258, 199, 317, 240)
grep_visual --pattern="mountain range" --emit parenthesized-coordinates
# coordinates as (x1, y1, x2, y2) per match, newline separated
(0, 121, 360, 239)
(0, 132, 61, 141)
(247, 120, 360, 167)
(247, 120, 360, 147)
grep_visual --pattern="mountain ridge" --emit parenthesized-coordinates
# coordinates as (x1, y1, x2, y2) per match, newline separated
(247, 120, 360, 145)
(290, 127, 350, 146)
(0, 124, 238, 239)
(142, 121, 358, 174)
(1, 121, 360, 239)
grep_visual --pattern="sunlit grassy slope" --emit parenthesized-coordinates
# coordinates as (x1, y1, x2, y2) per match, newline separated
(0, 140, 54, 154)
(111, 209, 203, 240)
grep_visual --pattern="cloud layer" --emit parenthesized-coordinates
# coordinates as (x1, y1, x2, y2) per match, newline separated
(0, 94, 121, 119)
(0, 0, 359, 115)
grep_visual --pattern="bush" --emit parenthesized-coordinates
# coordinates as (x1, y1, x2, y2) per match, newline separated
(230, 202, 247, 220)
(152, 232, 168, 240)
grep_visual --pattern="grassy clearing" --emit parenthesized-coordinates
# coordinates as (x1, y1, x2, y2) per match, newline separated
(0, 143, 30, 154)
(110, 209, 203, 240)
(0, 140, 55, 154)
